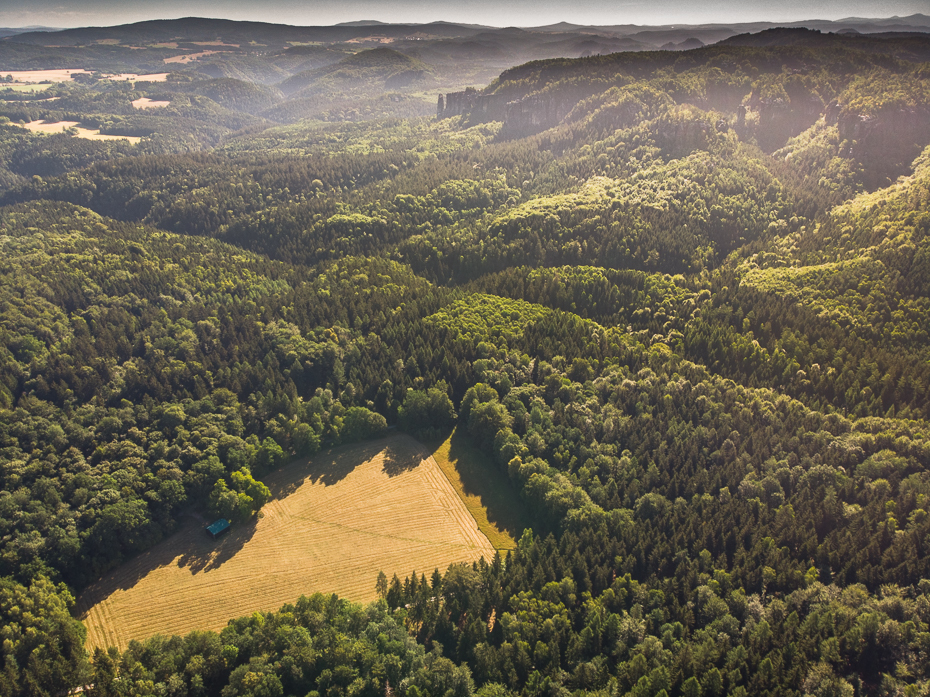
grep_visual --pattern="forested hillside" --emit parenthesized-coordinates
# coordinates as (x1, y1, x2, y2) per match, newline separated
(2, 23, 930, 697)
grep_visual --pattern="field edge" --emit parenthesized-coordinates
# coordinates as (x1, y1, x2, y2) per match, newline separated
(429, 427, 530, 552)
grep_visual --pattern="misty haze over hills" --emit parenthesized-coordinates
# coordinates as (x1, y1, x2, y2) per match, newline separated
(5, 7, 930, 697)
(0, 13, 927, 92)
(5, 13, 930, 47)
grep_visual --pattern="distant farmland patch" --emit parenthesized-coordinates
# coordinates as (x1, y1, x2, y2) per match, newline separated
(106, 72, 169, 82)
(132, 97, 170, 109)
(1, 83, 52, 93)
(14, 120, 141, 143)
(0, 70, 168, 84)
(164, 50, 226, 63)
(77, 435, 495, 650)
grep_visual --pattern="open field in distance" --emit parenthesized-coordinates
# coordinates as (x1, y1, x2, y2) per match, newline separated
(2, 69, 91, 82)
(76, 434, 495, 650)
(164, 51, 226, 63)
(0, 69, 168, 83)
(131, 97, 170, 109)
(106, 72, 169, 82)
(13, 120, 141, 143)
(1, 83, 52, 93)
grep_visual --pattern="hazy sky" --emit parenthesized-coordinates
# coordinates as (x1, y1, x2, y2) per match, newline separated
(1, 0, 927, 29)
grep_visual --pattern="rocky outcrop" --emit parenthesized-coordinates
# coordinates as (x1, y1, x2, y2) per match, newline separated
(736, 94, 826, 151)
(755, 95, 824, 150)
(501, 93, 579, 136)
(836, 105, 930, 186)
(437, 88, 506, 120)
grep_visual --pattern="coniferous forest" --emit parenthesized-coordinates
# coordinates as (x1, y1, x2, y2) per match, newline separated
(2, 16, 930, 697)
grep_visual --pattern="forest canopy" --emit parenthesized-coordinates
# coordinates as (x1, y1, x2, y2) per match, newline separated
(1, 21, 930, 697)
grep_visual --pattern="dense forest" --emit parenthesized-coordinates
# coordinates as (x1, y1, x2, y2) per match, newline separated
(2, 19, 930, 697)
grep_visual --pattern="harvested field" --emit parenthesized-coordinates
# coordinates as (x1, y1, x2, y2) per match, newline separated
(77, 434, 495, 650)
(1, 84, 52, 93)
(3, 69, 90, 83)
(430, 428, 531, 552)
(164, 50, 225, 63)
(132, 97, 170, 109)
(106, 72, 169, 82)
(18, 119, 79, 133)
(15, 120, 141, 143)
(0, 70, 167, 84)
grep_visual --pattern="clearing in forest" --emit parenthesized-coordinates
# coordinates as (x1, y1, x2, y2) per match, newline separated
(1, 84, 52, 93)
(164, 50, 225, 63)
(430, 428, 532, 552)
(107, 73, 169, 82)
(15, 120, 142, 143)
(77, 434, 495, 650)
(131, 97, 170, 109)
(1, 69, 90, 82)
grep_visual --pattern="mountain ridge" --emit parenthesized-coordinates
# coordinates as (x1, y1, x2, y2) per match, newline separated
(7, 13, 929, 51)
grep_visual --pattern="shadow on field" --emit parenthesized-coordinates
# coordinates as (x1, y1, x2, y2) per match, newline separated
(78, 435, 414, 616)
(76, 513, 258, 615)
(382, 438, 424, 477)
(175, 516, 258, 575)
(444, 428, 532, 543)
(268, 439, 388, 497)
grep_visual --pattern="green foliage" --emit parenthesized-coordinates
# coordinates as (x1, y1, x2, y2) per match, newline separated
(88, 593, 471, 697)
(209, 470, 271, 522)
(398, 387, 456, 438)
(207, 478, 242, 521)
(426, 295, 552, 350)
(0, 576, 87, 696)
(467, 398, 512, 451)
(840, 67, 930, 116)
(2, 28, 930, 697)
(341, 406, 387, 443)
(254, 437, 287, 474)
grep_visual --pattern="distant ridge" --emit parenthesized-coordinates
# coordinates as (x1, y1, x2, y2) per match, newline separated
(834, 13, 930, 26)
(5, 14, 928, 52)
(718, 25, 930, 49)
(661, 37, 705, 50)
(335, 20, 389, 27)
(6, 17, 491, 48)
(0, 25, 59, 38)
(334, 20, 493, 30)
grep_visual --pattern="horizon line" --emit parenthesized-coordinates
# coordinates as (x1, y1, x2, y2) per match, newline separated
(3, 11, 929, 32)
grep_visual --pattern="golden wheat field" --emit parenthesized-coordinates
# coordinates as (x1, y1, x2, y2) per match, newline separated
(2, 69, 91, 82)
(15, 120, 142, 143)
(131, 97, 171, 109)
(76, 435, 496, 650)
